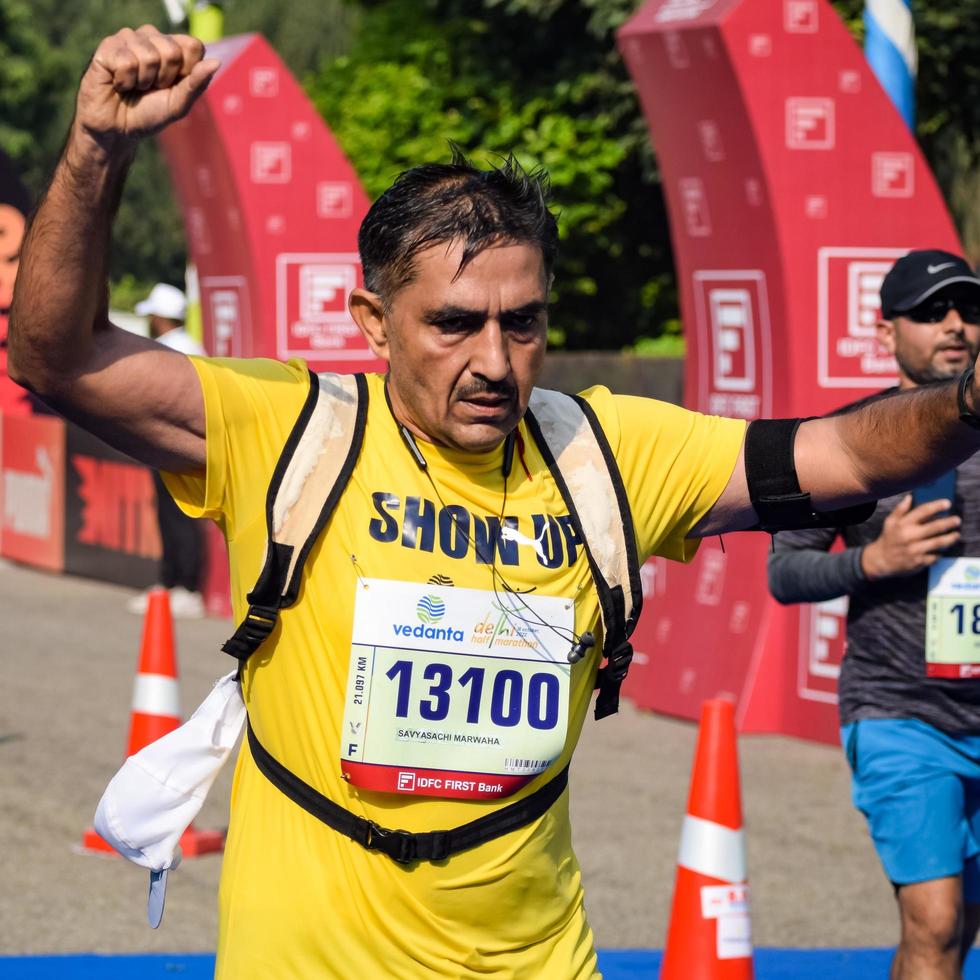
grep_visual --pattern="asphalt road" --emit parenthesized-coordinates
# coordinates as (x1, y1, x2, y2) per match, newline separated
(0, 559, 898, 955)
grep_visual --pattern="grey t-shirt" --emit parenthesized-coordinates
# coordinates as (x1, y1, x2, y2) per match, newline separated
(769, 454, 980, 734)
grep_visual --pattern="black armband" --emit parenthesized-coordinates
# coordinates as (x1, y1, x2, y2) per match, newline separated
(745, 418, 876, 532)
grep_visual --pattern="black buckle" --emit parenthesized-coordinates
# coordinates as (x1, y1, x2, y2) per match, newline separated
(221, 604, 280, 661)
(605, 640, 633, 682)
(756, 491, 814, 532)
(593, 639, 633, 720)
(363, 822, 418, 864)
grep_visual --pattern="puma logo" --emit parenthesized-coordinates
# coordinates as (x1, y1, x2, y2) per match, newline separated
(928, 262, 956, 274)
(500, 523, 549, 562)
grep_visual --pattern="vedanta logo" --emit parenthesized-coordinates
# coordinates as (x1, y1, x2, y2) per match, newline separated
(393, 623, 465, 642)
(417, 594, 446, 623)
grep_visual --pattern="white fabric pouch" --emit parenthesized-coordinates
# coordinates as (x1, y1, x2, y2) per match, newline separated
(93, 670, 245, 925)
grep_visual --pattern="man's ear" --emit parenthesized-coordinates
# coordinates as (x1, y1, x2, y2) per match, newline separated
(876, 317, 897, 356)
(349, 288, 390, 362)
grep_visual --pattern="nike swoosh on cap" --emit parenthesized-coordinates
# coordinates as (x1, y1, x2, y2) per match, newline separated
(927, 262, 956, 274)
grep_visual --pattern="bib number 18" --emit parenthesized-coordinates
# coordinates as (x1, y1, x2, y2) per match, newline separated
(949, 603, 980, 636)
(385, 659, 560, 730)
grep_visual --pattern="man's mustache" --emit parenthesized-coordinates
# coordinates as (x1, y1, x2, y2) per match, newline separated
(455, 381, 516, 400)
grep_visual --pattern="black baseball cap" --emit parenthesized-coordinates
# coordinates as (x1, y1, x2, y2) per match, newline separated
(880, 249, 980, 318)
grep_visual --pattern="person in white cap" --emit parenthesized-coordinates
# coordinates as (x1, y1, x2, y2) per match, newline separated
(130, 282, 207, 619)
(135, 282, 204, 355)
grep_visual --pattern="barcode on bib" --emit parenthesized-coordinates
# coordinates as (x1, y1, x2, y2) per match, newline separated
(505, 758, 551, 772)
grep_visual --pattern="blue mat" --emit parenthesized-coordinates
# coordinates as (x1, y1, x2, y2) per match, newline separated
(3, 948, 980, 978)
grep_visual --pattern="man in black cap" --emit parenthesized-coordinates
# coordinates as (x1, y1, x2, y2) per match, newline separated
(769, 250, 980, 979)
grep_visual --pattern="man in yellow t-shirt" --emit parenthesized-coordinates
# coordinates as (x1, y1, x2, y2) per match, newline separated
(10, 26, 980, 978)
(163, 361, 742, 976)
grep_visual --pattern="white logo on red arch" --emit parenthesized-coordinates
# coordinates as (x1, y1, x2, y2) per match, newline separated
(249, 68, 279, 98)
(872, 152, 914, 198)
(786, 98, 835, 149)
(250, 142, 292, 184)
(201, 276, 252, 358)
(679, 178, 712, 237)
(817, 247, 903, 388)
(798, 597, 847, 704)
(317, 182, 354, 219)
(276, 253, 367, 360)
(784, 0, 818, 32)
(698, 120, 725, 162)
(693, 270, 772, 419)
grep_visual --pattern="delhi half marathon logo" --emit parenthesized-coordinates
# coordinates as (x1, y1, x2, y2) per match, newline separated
(965, 565, 980, 583)
(416, 595, 446, 624)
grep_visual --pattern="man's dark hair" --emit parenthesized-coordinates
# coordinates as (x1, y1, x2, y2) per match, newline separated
(358, 148, 559, 307)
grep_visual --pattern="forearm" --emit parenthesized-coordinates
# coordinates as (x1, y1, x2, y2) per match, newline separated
(8, 126, 136, 394)
(767, 545, 865, 604)
(796, 382, 980, 509)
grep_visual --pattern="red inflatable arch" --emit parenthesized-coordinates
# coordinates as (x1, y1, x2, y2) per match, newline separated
(618, 0, 962, 741)
(157, 34, 383, 614)
(158, 33, 382, 374)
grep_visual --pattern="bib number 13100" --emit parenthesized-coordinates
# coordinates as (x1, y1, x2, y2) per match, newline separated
(385, 659, 561, 730)
(341, 578, 573, 799)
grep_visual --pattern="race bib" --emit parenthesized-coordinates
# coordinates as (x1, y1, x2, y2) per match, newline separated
(925, 558, 980, 678)
(340, 578, 573, 800)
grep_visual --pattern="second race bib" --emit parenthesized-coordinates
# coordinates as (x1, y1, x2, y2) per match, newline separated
(926, 558, 980, 678)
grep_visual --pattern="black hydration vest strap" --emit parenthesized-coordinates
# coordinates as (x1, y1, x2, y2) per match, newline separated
(573, 395, 642, 720)
(246, 718, 569, 865)
(524, 398, 641, 720)
(221, 372, 368, 665)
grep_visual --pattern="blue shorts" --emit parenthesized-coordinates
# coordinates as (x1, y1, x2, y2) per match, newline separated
(842, 718, 980, 901)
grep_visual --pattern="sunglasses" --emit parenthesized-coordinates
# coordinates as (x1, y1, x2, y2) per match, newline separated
(898, 296, 980, 325)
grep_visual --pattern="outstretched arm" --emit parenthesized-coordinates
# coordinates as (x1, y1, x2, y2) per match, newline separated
(7, 27, 220, 472)
(766, 526, 861, 605)
(693, 381, 980, 537)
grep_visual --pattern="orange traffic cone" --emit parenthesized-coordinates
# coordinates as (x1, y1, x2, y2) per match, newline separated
(81, 589, 225, 857)
(660, 698, 753, 980)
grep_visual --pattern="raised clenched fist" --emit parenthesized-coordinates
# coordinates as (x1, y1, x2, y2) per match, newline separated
(75, 25, 220, 151)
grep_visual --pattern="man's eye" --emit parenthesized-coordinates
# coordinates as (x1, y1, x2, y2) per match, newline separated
(437, 318, 471, 332)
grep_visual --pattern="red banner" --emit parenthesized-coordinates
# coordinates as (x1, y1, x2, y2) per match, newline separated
(0, 414, 65, 571)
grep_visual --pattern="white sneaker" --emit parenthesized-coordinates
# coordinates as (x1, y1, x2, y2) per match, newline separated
(127, 588, 162, 615)
(169, 586, 206, 619)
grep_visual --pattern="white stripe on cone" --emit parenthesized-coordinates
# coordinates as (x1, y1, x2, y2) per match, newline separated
(677, 814, 746, 883)
(131, 673, 181, 718)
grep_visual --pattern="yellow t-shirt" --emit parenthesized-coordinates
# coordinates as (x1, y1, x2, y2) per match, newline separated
(165, 359, 745, 979)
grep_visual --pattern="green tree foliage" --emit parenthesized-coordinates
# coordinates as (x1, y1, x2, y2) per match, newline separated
(831, 0, 980, 258)
(224, 0, 358, 78)
(0, 0, 68, 192)
(310, 0, 980, 349)
(3, 0, 980, 333)
(0, 0, 357, 305)
(307, 0, 677, 351)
